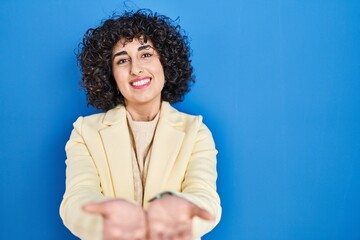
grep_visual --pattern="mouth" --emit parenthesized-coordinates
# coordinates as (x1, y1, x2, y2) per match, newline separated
(130, 77, 151, 89)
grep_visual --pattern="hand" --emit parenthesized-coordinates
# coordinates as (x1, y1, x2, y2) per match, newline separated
(147, 195, 214, 240)
(83, 199, 147, 240)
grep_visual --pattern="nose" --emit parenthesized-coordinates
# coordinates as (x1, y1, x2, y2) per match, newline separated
(130, 58, 143, 75)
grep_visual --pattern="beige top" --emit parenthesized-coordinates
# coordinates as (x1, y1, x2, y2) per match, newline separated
(126, 111, 160, 206)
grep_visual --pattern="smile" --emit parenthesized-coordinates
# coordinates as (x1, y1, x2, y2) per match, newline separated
(130, 77, 151, 89)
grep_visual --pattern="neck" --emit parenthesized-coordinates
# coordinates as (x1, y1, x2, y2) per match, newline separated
(125, 101, 161, 121)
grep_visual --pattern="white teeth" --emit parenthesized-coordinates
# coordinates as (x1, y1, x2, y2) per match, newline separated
(132, 79, 150, 86)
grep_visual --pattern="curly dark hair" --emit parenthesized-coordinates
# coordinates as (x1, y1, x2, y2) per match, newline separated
(77, 9, 195, 111)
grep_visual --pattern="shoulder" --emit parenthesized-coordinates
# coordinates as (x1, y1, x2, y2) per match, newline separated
(71, 105, 125, 131)
(72, 112, 105, 129)
(163, 103, 217, 152)
(162, 102, 203, 125)
(161, 102, 213, 136)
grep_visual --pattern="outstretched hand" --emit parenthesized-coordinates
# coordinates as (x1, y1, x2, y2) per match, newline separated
(83, 199, 147, 240)
(83, 196, 213, 240)
(147, 195, 214, 240)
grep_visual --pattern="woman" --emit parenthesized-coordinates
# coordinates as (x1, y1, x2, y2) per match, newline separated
(60, 9, 221, 240)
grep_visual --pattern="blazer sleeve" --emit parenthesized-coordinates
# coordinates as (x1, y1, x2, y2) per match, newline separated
(174, 119, 222, 239)
(59, 117, 109, 240)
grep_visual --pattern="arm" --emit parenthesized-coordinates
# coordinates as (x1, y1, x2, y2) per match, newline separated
(60, 117, 148, 240)
(59, 117, 107, 239)
(176, 122, 222, 237)
(148, 119, 222, 239)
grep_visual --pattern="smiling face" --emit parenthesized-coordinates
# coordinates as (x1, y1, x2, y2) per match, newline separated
(112, 38, 165, 111)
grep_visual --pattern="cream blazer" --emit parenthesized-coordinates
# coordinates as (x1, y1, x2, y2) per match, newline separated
(60, 101, 221, 240)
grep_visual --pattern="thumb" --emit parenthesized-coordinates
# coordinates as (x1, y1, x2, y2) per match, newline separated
(191, 205, 214, 221)
(82, 202, 109, 216)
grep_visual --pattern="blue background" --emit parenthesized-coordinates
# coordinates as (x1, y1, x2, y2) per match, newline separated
(1, 0, 359, 239)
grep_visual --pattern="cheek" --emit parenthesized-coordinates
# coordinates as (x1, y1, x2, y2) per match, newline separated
(113, 69, 128, 85)
(152, 63, 165, 79)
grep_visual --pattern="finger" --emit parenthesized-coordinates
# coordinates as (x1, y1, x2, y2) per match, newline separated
(149, 228, 164, 240)
(82, 202, 109, 216)
(175, 222, 192, 240)
(177, 232, 192, 240)
(191, 206, 214, 221)
(133, 229, 147, 240)
(150, 231, 164, 240)
(174, 231, 192, 240)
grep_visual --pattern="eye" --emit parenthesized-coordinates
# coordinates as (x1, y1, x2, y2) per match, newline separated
(116, 58, 129, 65)
(142, 53, 153, 58)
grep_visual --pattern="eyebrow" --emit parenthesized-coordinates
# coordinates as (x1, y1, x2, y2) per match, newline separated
(112, 45, 154, 60)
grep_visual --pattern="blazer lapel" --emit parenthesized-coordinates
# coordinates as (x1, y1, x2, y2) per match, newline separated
(144, 102, 185, 207)
(99, 106, 135, 201)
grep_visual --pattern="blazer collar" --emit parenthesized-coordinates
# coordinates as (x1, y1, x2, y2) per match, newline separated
(102, 105, 126, 126)
(99, 105, 133, 199)
(144, 102, 186, 208)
